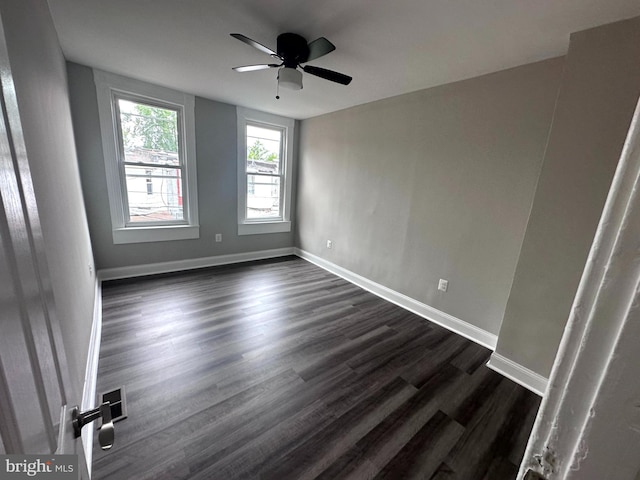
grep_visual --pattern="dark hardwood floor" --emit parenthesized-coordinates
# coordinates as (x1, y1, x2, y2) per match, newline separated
(93, 256, 539, 480)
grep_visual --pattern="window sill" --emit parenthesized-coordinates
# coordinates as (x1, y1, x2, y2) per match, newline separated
(238, 221, 291, 236)
(112, 225, 200, 244)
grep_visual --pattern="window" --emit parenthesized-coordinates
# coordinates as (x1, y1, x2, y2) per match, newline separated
(94, 70, 199, 244)
(246, 124, 283, 219)
(237, 107, 294, 235)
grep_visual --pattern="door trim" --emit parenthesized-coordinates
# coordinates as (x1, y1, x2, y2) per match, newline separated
(80, 278, 103, 472)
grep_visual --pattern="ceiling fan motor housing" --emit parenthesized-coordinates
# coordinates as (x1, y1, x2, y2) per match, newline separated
(277, 33, 309, 67)
(230, 32, 351, 87)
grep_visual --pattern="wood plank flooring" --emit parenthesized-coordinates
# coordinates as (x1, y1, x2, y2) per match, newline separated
(93, 256, 539, 480)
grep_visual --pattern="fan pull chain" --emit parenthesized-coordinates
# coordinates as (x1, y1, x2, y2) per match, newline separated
(276, 81, 280, 100)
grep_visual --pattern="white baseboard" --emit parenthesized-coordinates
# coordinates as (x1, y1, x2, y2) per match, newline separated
(294, 249, 548, 396)
(81, 277, 103, 476)
(294, 248, 498, 351)
(98, 247, 295, 281)
(487, 352, 548, 396)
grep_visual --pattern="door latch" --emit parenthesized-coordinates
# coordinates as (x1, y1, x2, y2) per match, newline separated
(71, 402, 115, 450)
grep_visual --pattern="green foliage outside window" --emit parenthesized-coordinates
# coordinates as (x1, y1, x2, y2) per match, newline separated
(121, 102, 178, 153)
(248, 140, 277, 162)
(133, 104, 178, 152)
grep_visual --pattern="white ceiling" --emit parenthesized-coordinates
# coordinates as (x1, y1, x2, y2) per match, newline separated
(48, 0, 640, 120)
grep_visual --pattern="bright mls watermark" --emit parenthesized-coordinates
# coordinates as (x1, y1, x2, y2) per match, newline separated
(0, 455, 77, 479)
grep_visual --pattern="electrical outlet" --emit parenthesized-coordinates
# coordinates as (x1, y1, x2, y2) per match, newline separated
(88, 264, 93, 277)
(215, 233, 222, 243)
(438, 279, 449, 292)
(326, 240, 333, 249)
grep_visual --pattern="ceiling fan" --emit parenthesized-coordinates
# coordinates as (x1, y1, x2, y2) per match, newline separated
(230, 32, 352, 96)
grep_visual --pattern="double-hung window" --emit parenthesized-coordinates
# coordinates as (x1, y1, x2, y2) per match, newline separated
(95, 70, 199, 244)
(237, 107, 294, 235)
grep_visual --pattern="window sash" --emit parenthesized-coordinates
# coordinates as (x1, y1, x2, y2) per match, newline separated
(245, 173, 284, 220)
(113, 94, 189, 226)
(244, 122, 285, 222)
(245, 123, 283, 175)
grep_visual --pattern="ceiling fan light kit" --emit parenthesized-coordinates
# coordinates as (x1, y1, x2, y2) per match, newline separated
(231, 32, 352, 97)
(278, 67, 303, 90)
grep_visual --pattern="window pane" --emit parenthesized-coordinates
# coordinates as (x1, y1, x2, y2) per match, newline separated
(246, 124, 281, 175)
(247, 174, 281, 219)
(118, 99, 180, 166)
(124, 165, 184, 222)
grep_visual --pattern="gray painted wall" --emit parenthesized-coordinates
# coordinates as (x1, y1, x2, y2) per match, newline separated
(67, 63, 297, 270)
(495, 16, 640, 377)
(0, 1, 95, 390)
(296, 58, 564, 336)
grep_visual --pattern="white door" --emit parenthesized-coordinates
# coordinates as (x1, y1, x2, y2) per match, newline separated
(0, 15, 89, 477)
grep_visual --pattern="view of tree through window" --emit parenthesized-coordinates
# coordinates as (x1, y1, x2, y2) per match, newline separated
(246, 124, 283, 219)
(118, 99, 184, 223)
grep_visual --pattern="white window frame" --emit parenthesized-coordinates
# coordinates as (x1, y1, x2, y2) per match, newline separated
(94, 70, 199, 244)
(237, 107, 294, 235)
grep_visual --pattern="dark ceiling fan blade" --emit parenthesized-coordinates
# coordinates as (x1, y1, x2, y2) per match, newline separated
(233, 64, 280, 72)
(305, 37, 336, 62)
(230, 33, 278, 57)
(302, 65, 352, 85)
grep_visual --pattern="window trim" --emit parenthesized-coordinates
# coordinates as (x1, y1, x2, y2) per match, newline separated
(237, 107, 294, 235)
(94, 70, 199, 244)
